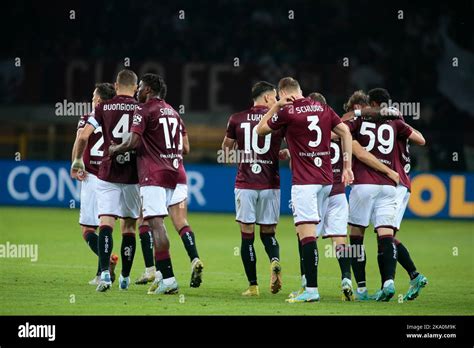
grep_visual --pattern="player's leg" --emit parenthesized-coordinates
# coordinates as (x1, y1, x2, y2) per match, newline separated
(348, 184, 375, 300)
(393, 187, 428, 300)
(118, 218, 137, 290)
(78, 173, 101, 284)
(135, 217, 156, 285)
(287, 184, 329, 303)
(235, 188, 259, 296)
(373, 185, 398, 301)
(168, 185, 203, 288)
(256, 189, 281, 294)
(116, 183, 141, 290)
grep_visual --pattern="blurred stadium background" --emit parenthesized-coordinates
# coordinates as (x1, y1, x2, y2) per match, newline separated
(0, 1, 472, 219)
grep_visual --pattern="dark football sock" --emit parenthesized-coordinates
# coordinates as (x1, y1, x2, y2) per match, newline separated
(83, 229, 99, 255)
(395, 239, 419, 280)
(379, 235, 397, 282)
(98, 225, 113, 273)
(96, 260, 101, 276)
(139, 225, 154, 268)
(335, 244, 352, 280)
(350, 235, 366, 288)
(260, 232, 280, 262)
(120, 233, 136, 277)
(377, 237, 385, 288)
(155, 250, 175, 279)
(241, 232, 257, 286)
(301, 236, 318, 288)
(297, 234, 305, 277)
(178, 226, 199, 262)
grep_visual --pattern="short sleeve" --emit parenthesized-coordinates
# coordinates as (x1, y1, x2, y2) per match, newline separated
(395, 119, 413, 140)
(328, 106, 342, 129)
(88, 105, 102, 129)
(268, 107, 289, 130)
(225, 116, 236, 139)
(130, 107, 146, 136)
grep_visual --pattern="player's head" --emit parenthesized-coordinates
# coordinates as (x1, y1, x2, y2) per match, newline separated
(368, 88, 390, 107)
(277, 77, 302, 100)
(92, 82, 116, 108)
(308, 92, 327, 104)
(137, 73, 167, 103)
(251, 81, 277, 107)
(115, 69, 138, 96)
(343, 90, 369, 112)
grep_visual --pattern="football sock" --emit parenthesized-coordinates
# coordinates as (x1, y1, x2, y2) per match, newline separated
(98, 225, 113, 272)
(120, 233, 136, 278)
(379, 235, 397, 282)
(377, 237, 386, 288)
(139, 225, 155, 268)
(297, 234, 305, 277)
(335, 244, 352, 280)
(178, 226, 199, 262)
(241, 232, 257, 286)
(155, 250, 175, 279)
(301, 236, 318, 288)
(96, 260, 101, 276)
(83, 229, 99, 255)
(394, 239, 419, 280)
(349, 235, 366, 288)
(260, 232, 280, 262)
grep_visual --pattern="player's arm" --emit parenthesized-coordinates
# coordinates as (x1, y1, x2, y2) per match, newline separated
(332, 123, 354, 185)
(71, 124, 95, 179)
(407, 126, 426, 145)
(352, 140, 400, 185)
(109, 132, 141, 157)
(222, 136, 236, 151)
(341, 107, 400, 122)
(255, 99, 292, 136)
(183, 134, 190, 155)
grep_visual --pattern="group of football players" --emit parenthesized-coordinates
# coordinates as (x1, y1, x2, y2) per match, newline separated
(70, 70, 428, 303)
(71, 70, 203, 294)
(223, 77, 428, 302)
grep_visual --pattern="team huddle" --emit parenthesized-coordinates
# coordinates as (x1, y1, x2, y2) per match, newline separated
(223, 77, 428, 302)
(70, 70, 428, 303)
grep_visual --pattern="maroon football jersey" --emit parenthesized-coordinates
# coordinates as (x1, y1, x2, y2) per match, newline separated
(329, 138, 345, 196)
(77, 113, 102, 176)
(346, 118, 412, 186)
(268, 98, 342, 185)
(89, 95, 139, 184)
(226, 105, 283, 190)
(394, 117, 411, 190)
(177, 123, 187, 185)
(131, 98, 182, 188)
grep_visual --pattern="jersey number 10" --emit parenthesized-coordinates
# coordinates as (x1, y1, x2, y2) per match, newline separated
(240, 122, 271, 154)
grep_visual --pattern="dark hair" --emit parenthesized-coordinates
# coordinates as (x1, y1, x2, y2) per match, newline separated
(368, 88, 390, 105)
(308, 92, 326, 104)
(141, 73, 167, 98)
(95, 82, 116, 101)
(278, 77, 300, 93)
(251, 81, 275, 101)
(116, 69, 138, 87)
(343, 90, 369, 111)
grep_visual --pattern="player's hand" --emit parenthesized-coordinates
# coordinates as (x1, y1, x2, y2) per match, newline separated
(387, 169, 400, 185)
(71, 159, 86, 181)
(279, 149, 290, 160)
(109, 141, 118, 157)
(342, 168, 354, 186)
(276, 97, 293, 108)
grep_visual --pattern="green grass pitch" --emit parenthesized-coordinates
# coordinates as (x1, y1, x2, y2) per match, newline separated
(0, 207, 472, 315)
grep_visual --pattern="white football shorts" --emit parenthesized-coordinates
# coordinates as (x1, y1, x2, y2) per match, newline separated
(169, 184, 188, 206)
(141, 185, 175, 219)
(291, 184, 332, 226)
(79, 173, 100, 227)
(394, 185, 410, 231)
(319, 193, 349, 238)
(96, 178, 140, 219)
(348, 184, 397, 230)
(234, 188, 280, 225)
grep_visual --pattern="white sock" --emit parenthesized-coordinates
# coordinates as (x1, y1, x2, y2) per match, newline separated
(357, 287, 367, 293)
(306, 287, 318, 293)
(301, 274, 306, 287)
(383, 279, 394, 288)
(163, 277, 176, 286)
